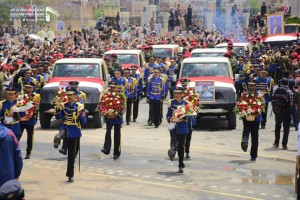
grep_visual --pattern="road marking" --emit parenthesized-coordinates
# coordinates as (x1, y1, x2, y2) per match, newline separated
(84, 171, 263, 200)
(191, 146, 291, 160)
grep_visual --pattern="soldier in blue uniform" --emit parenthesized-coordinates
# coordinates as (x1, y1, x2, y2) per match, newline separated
(241, 80, 263, 161)
(17, 69, 36, 93)
(166, 59, 178, 99)
(131, 65, 143, 122)
(166, 86, 189, 173)
(144, 57, 157, 94)
(180, 78, 196, 159)
(101, 81, 124, 160)
(235, 57, 247, 99)
(0, 87, 22, 138)
(255, 69, 273, 129)
(110, 69, 126, 93)
(146, 67, 166, 128)
(18, 81, 40, 159)
(56, 81, 87, 155)
(124, 68, 137, 125)
(31, 67, 45, 94)
(55, 86, 86, 182)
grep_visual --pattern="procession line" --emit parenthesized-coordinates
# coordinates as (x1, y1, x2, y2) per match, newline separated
(87, 171, 263, 200)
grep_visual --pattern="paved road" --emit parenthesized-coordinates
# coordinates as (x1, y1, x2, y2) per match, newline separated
(19, 99, 298, 200)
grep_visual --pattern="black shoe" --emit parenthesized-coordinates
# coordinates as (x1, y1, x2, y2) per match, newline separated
(273, 142, 279, 148)
(126, 122, 130, 125)
(133, 119, 136, 122)
(168, 149, 175, 160)
(296, 127, 298, 131)
(185, 153, 190, 159)
(148, 121, 153, 126)
(178, 167, 184, 173)
(59, 148, 67, 155)
(155, 125, 159, 128)
(113, 155, 119, 160)
(24, 154, 31, 159)
(261, 126, 265, 129)
(67, 177, 74, 182)
(241, 143, 248, 152)
(101, 149, 110, 155)
(250, 157, 256, 161)
(282, 145, 288, 150)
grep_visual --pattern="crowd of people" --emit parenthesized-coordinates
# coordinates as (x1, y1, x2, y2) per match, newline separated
(0, 12, 300, 198)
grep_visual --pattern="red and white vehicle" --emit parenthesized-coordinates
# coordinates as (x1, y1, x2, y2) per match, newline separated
(151, 44, 181, 62)
(40, 58, 109, 129)
(104, 50, 145, 74)
(179, 57, 236, 129)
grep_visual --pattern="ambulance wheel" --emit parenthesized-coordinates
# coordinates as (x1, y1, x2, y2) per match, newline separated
(228, 112, 236, 129)
(40, 112, 52, 129)
(93, 111, 102, 128)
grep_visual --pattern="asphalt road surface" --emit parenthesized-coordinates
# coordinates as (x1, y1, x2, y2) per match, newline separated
(19, 98, 298, 200)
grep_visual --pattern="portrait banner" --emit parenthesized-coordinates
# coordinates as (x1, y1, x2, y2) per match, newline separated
(195, 81, 215, 102)
(267, 14, 284, 36)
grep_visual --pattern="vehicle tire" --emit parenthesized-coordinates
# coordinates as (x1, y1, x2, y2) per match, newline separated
(93, 111, 102, 128)
(40, 111, 52, 129)
(228, 111, 236, 129)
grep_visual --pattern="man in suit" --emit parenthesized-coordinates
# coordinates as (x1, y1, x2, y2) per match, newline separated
(271, 18, 282, 34)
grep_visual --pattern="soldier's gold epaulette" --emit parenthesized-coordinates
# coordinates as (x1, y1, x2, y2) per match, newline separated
(76, 102, 84, 113)
(79, 91, 86, 101)
(167, 99, 173, 108)
(18, 77, 22, 84)
(33, 93, 41, 103)
(32, 78, 37, 84)
(0, 99, 6, 110)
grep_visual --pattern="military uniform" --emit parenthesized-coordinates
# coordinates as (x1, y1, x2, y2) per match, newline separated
(131, 65, 143, 122)
(0, 88, 21, 138)
(255, 71, 273, 128)
(110, 69, 126, 93)
(146, 68, 166, 128)
(54, 86, 86, 182)
(18, 81, 40, 159)
(241, 80, 263, 161)
(124, 68, 137, 125)
(17, 69, 37, 93)
(57, 81, 86, 155)
(166, 62, 178, 99)
(101, 81, 124, 160)
(166, 86, 189, 173)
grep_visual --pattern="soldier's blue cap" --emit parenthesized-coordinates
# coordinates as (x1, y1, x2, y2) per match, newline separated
(180, 78, 190, 85)
(161, 56, 166, 59)
(23, 81, 35, 87)
(153, 67, 160, 72)
(248, 79, 258, 85)
(66, 86, 77, 95)
(5, 87, 19, 94)
(108, 81, 117, 87)
(245, 50, 250, 53)
(0, 180, 24, 200)
(173, 86, 184, 93)
(114, 68, 123, 73)
(24, 68, 32, 73)
(68, 81, 79, 86)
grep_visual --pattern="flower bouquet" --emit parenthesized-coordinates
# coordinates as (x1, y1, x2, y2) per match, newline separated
(234, 92, 265, 121)
(99, 89, 126, 119)
(51, 88, 68, 109)
(172, 104, 196, 122)
(11, 94, 36, 113)
(183, 88, 202, 113)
